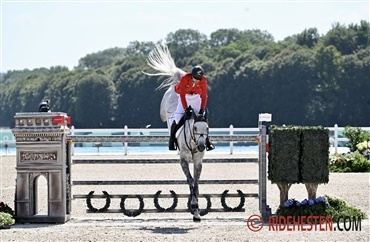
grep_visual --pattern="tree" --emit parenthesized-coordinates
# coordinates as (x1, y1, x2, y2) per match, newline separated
(77, 47, 126, 69)
(1, 25, 369, 128)
(0, 72, 48, 127)
(124, 41, 156, 57)
(165, 29, 208, 60)
(313, 45, 343, 126)
(44, 71, 78, 115)
(334, 48, 370, 126)
(296, 28, 320, 48)
(73, 71, 116, 127)
(349, 20, 370, 51)
(262, 49, 316, 125)
(322, 22, 357, 55)
(113, 56, 164, 128)
(209, 28, 243, 47)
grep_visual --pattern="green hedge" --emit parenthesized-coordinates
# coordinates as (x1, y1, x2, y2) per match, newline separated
(268, 125, 329, 184)
(301, 127, 329, 183)
(268, 126, 301, 183)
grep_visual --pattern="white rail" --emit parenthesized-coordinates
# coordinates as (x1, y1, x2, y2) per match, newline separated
(2, 125, 370, 154)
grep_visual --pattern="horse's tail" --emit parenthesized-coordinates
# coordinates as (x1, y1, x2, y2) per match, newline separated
(143, 44, 185, 90)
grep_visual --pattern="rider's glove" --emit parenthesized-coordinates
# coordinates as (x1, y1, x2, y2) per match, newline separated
(184, 107, 193, 119)
(199, 108, 205, 116)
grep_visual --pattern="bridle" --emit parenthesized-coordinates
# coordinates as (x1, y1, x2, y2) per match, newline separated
(183, 114, 209, 152)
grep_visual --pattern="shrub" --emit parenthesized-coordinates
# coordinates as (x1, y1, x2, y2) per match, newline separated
(276, 196, 330, 219)
(356, 141, 370, 160)
(342, 126, 370, 152)
(268, 125, 329, 183)
(325, 196, 367, 222)
(0, 212, 15, 226)
(329, 151, 370, 172)
(276, 195, 367, 222)
(0, 202, 14, 217)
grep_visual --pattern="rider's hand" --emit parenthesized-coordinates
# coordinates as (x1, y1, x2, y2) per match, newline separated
(199, 109, 205, 116)
(184, 107, 193, 119)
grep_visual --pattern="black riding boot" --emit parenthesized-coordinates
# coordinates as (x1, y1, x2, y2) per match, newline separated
(169, 121, 177, 150)
(206, 137, 215, 151)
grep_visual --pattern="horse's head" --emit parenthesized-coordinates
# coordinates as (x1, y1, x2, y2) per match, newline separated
(193, 115, 209, 152)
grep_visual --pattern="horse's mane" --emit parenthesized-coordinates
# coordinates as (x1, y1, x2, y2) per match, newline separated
(143, 44, 185, 90)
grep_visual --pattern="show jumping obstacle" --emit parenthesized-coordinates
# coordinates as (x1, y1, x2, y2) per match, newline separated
(11, 112, 271, 223)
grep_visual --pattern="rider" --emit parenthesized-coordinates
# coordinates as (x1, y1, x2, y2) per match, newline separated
(168, 65, 215, 151)
(39, 99, 51, 112)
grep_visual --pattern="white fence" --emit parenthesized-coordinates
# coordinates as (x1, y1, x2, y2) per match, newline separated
(68, 124, 369, 155)
(2, 125, 370, 154)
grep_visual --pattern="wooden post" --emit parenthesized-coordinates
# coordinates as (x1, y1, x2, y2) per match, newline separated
(305, 183, 319, 200)
(276, 182, 292, 206)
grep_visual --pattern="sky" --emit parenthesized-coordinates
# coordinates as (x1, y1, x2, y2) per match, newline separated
(1, 0, 369, 72)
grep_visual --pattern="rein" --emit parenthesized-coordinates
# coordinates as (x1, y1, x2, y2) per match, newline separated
(183, 115, 208, 152)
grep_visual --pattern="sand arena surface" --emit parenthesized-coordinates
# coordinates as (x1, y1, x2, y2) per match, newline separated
(1, 153, 369, 242)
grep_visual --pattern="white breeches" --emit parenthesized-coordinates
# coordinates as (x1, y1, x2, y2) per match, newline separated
(168, 94, 201, 126)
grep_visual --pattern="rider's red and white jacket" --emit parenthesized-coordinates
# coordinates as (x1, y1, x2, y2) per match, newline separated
(174, 73, 208, 109)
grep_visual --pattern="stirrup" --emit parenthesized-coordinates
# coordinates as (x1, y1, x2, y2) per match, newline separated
(206, 142, 215, 151)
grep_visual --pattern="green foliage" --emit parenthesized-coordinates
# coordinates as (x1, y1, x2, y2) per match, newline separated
(325, 195, 367, 222)
(0, 202, 14, 217)
(356, 141, 370, 153)
(342, 126, 370, 151)
(322, 22, 369, 55)
(301, 127, 329, 183)
(268, 126, 329, 184)
(209, 28, 243, 48)
(276, 195, 367, 223)
(166, 29, 208, 60)
(329, 151, 370, 172)
(1, 22, 369, 128)
(296, 27, 320, 48)
(73, 71, 116, 127)
(268, 126, 301, 183)
(276, 197, 328, 218)
(0, 213, 15, 226)
(336, 50, 370, 125)
(124, 41, 156, 57)
(78, 47, 126, 69)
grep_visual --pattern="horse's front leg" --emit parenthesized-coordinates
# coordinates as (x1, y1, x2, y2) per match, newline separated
(180, 154, 195, 205)
(192, 156, 203, 204)
(192, 153, 204, 223)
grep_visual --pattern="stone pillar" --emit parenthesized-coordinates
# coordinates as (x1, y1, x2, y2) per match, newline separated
(11, 112, 72, 223)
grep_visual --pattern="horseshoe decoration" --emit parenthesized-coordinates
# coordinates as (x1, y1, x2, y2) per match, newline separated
(86, 191, 111, 212)
(154, 190, 178, 212)
(120, 195, 144, 217)
(221, 190, 245, 211)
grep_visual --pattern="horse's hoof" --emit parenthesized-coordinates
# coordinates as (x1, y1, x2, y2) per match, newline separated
(193, 217, 201, 223)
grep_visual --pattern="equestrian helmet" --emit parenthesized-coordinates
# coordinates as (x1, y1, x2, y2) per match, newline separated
(191, 66, 204, 80)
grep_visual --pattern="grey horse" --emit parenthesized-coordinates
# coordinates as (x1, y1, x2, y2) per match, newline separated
(143, 44, 210, 222)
